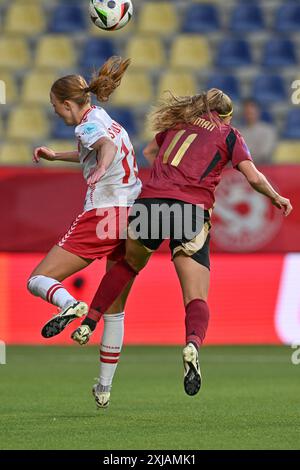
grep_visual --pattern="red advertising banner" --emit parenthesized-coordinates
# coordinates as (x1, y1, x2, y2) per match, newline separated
(210, 165, 300, 253)
(0, 165, 299, 253)
(0, 252, 300, 345)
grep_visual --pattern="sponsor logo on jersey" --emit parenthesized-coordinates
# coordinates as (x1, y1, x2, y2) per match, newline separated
(81, 123, 98, 136)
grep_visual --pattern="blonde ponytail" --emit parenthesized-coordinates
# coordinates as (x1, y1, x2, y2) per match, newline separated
(150, 88, 233, 133)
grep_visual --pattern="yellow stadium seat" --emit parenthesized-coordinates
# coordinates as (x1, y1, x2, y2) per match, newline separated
(35, 36, 76, 69)
(0, 38, 31, 70)
(7, 106, 49, 141)
(0, 142, 32, 164)
(157, 71, 197, 99)
(274, 141, 300, 163)
(42, 140, 79, 167)
(4, 2, 45, 35)
(21, 71, 58, 105)
(112, 72, 153, 106)
(0, 71, 18, 104)
(138, 2, 178, 35)
(126, 37, 165, 70)
(170, 35, 211, 70)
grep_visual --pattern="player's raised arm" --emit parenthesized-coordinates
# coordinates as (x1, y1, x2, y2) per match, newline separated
(238, 160, 293, 216)
(86, 136, 118, 186)
(33, 146, 80, 163)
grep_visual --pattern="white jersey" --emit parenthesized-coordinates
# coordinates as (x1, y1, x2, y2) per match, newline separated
(75, 106, 142, 212)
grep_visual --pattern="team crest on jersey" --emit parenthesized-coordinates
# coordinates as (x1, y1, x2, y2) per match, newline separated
(211, 170, 282, 251)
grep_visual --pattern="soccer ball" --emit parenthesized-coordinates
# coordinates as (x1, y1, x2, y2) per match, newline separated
(89, 0, 133, 31)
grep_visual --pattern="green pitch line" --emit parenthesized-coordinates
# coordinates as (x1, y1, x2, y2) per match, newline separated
(0, 346, 299, 450)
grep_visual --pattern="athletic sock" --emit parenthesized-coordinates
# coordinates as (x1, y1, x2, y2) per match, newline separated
(185, 299, 210, 349)
(27, 275, 76, 309)
(85, 260, 137, 324)
(98, 312, 125, 389)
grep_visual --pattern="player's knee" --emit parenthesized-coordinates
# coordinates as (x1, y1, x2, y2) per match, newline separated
(124, 254, 146, 273)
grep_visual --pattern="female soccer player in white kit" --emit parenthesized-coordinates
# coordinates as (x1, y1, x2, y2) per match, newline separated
(27, 57, 141, 409)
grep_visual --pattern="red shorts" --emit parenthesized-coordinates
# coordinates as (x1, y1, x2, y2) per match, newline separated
(57, 207, 129, 261)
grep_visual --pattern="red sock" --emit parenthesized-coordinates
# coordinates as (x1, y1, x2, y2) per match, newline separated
(185, 299, 210, 349)
(86, 259, 138, 323)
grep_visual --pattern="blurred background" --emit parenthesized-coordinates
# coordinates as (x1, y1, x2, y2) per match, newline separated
(0, 0, 299, 346)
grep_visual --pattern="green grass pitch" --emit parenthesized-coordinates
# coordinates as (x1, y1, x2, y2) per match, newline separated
(0, 345, 299, 450)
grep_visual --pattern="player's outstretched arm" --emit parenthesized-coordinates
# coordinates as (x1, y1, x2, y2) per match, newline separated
(238, 160, 293, 216)
(33, 146, 80, 163)
(143, 139, 159, 165)
(87, 137, 118, 185)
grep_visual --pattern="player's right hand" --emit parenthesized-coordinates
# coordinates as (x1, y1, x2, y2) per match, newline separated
(33, 147, 56, 163)
(272, 195, 293, 216)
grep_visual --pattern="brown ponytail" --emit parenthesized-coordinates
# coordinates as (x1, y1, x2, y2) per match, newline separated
(51, 56, 130, 105)
(86, 56, 130, 102)
(150, 88, 233, 133)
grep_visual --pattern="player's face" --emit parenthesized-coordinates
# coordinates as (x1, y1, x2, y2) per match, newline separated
(50, 92, 76, 126)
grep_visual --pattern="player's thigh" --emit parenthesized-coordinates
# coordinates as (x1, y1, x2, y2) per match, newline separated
(105, 259, 134, 314)
(29, 245, 92, 282)
(124, 236, 152, 272)
(173, 254, 210, 305)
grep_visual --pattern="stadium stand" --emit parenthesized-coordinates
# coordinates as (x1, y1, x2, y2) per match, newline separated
(49, 4, 87, 33)
(138, 2, 179, 35)
(274, 141, 300, 163)
(35, 36, 77, 69)
(230, 4, 265, 33)
(157, 71, 197, 99)
(282, 109, 300, 139)
(170, 35, 211, 69)
(182, 4, 220, 33)
(0, 0, 299, 165)
(0, 142, 32, 164)
(7, 106, 49, 141)
(21, 71, 58, 106)
(252, 75, 286, 106)
(126, 37, 165, 70)
(4, 2, 45, 35)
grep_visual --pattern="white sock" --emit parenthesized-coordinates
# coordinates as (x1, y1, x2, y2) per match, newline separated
(99, 312, 125, 390)
(27, 275, 76, 309)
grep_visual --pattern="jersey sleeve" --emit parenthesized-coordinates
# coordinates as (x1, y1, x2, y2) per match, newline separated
(155, 131, 167, 147)
(229, 129, 253, 168)
(75, 121, 108, 150)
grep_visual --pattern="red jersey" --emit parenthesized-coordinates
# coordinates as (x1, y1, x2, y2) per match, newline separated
(140, 113, 253, 209)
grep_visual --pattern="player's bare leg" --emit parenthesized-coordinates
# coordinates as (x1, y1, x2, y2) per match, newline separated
(173, 254, 210, 396)
(27, 245, 92, 338)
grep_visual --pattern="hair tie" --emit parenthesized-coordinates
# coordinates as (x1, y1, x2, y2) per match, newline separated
(219, 108, 233, 118)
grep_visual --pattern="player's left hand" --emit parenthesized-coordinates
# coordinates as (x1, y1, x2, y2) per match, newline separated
(87, 165, 106, 186)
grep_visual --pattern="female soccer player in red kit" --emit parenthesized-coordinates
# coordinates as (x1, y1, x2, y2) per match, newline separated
(65, 89, 292, 396)
(27, 57, 141, 408)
